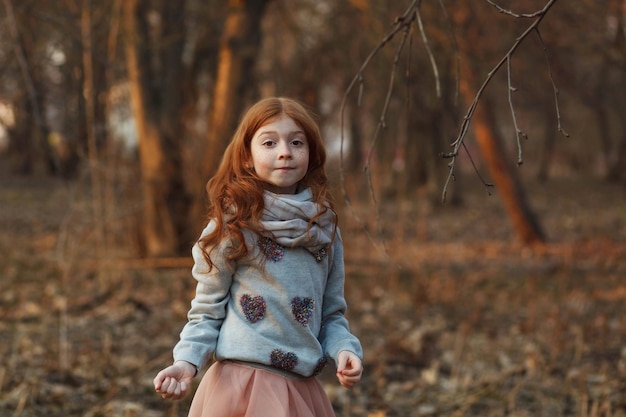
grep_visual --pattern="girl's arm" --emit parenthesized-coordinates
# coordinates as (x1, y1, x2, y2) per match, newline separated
(318, 229, 363, 386)
(172, 221, 235, 370)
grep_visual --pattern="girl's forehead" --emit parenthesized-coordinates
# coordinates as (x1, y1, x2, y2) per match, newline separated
(255, 115, 301, 133)
(263, 113, 295, 125)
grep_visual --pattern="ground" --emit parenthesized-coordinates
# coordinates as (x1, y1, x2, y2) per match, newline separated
(0, 174, 625, 416)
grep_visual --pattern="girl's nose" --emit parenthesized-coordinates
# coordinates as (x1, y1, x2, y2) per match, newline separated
(277, 141, 292, 158)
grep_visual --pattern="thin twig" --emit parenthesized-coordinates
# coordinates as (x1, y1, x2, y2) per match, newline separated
(442, 140, 495, 203)
(362, 14, 414, 256)
(441, 0, 560, 202)
(486, 0, 545, 18)
(365, 20, 413, 167)
(339, 0, 420, 254)
(437, 0, 460, 105)
(416, 8, 441, 98)
(507, 55, 526, 166)
(462, 142, 494, 194)
(534, 28, 569, 138)
(340, 0, 420, 179)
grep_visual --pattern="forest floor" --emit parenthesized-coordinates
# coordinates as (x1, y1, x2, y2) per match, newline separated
(1, 173, 625, 417)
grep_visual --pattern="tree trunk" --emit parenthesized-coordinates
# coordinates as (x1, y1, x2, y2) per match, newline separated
(81, 0, 106, 259)
(2, 0, 55, 175)
(452, 3, 546, 246)
(460, 80, 546, 245)
(605, 0, 626, 183)
(187, 0, 269, 229)
(123, 0, 179, 257)
(202, 0, 270, 181)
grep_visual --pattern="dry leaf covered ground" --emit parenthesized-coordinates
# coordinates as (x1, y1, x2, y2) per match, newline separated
(1, 174, 625, 416)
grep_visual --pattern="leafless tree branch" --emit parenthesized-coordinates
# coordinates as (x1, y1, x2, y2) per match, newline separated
(535, 28, 570, 139)
(338, 0, 566, 244)
(416, 7, 441, 98)
(436, 0, 461, 105)
(339, 0, 421, 253)
(507, 55, 526, 166)
(441, 0, 562, 202)
(486, 0, 546, 18)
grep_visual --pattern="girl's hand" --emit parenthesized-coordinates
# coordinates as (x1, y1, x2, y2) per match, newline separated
(153, 361, 197, 400)
(336, 350, 363, 388)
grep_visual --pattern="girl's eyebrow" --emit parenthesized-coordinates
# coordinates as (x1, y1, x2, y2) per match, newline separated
(256, 129, 305, 137)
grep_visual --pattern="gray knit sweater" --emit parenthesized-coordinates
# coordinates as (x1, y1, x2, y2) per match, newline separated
(172, 189, 363, 378)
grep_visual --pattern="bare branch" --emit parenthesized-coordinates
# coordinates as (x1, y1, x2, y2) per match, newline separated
(340, 0, 420, 176)
(362, 13, 414, 255)
(338, 0, 420, 254)
(441, 0, 561, 202)
(436, 0, 460, 105)
(485, 0, 546, 18)
(365, 22, 412, 167)
(442, 140, 495, 204)
(416, 8, 441, 98)
(535, 28, 570, 138)
(507, 55, 526, 166)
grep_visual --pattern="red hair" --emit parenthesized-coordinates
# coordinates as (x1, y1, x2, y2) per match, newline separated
(200, 97, 335, 269)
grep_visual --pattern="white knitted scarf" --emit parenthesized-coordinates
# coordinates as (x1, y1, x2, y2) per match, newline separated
(260, 188, 335, 253)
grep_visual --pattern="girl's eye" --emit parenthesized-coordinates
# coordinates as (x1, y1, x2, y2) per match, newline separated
(261, 140, 276, 147)
(291, 137, 306, 146)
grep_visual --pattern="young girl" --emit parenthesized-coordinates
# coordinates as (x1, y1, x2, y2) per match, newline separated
(153, 97, 363, 416)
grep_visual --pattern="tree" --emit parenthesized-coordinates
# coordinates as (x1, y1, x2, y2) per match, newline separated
(535, 0, 626, 182)
(449, 1, 550, 245)
(123, 0, 189, 256)
(2, 0, 621, 256)
(201, 0, 270, 182)
(339, 0, 562, 246)
(122, 0, 270, 256)
(1, 0, 55, 175)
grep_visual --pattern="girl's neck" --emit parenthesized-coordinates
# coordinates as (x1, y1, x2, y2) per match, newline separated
(263, 183, 303, 195)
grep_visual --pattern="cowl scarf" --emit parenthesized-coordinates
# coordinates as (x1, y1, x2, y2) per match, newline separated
(259, 188, 335, 253)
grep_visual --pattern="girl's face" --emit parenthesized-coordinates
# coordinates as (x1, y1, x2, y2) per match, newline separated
(249, 115, 309, 194)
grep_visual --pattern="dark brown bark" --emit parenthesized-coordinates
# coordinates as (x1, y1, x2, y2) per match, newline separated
(460, 83, 546, 245)
(186, 0, 269, 231)
(2, 0, 55, 175)
(454, 3, 546, 246)
(202, 0, 270, 181)
(123, 0, 180, 257)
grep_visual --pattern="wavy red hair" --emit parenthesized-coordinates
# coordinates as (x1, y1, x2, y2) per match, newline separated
(200, 97, 335, 269)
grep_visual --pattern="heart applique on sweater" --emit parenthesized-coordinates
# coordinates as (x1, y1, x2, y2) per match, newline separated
(270, 348, 298, 371)
(291, 297, 314, 326)
(240, 294, 266, 323)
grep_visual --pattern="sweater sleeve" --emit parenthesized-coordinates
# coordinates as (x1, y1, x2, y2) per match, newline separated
(318, 229, 363, 362)
(172, 220, 234, 370)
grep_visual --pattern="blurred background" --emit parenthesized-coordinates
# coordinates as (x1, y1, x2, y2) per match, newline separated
(1, 1, 625, 416)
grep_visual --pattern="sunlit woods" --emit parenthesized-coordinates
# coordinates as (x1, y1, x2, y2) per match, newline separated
(0, 0, 624, 255)
(1, 0, 626, 416)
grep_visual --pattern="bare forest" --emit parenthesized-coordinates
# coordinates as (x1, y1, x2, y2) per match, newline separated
(1, 0, 625, 416)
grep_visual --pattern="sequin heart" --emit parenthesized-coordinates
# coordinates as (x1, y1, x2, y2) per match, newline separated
(258, 237, 284, 262)
(291, 296, 314, 326)
(240, 294, 266, 323)
(313, 357, 328, 376)
(270, 349, 298, 371)
(311, 247, 328, 263)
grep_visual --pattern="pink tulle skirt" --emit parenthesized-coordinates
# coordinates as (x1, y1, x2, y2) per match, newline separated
(187, 361, 336, 417)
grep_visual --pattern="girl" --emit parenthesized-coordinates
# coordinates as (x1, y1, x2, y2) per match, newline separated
(153, 97, 363, 417)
